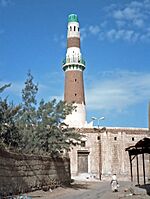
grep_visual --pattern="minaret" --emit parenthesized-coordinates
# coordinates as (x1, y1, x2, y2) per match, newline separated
(62, 14, 86, 128)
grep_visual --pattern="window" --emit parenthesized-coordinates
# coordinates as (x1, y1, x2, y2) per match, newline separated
(132, 137, 134, 141)
(114, 137, 117, 141)
(74, 26, 76, 31)
(97, 136, 100, 140)
(81, 141, 86, 147)
(75, 79, 77, 82)
(70, 26, 72, 31)
(75, 93, 77, 96)
(78, 27, 79, 31)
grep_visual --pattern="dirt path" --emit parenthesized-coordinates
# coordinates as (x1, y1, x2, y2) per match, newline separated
(25, 181, 150, 199)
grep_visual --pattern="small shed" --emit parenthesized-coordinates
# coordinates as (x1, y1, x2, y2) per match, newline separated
(125, 137, 150, 185)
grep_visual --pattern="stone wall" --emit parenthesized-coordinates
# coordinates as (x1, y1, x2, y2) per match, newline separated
(69, 127, 150, 183)
(101, 128, 150, 182)
(0, 149, 71, 195)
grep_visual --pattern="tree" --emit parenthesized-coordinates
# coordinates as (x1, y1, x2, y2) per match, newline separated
(0, 99, 20, 148)
(0, 84, 20, 149)
(21, 71, 38, 124)
(15, 71, 38, 152)
(0, 73, 82, 155)
(34, 99, 81, 155)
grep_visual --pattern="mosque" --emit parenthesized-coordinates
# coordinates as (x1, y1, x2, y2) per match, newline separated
(62, 14, 150, 182)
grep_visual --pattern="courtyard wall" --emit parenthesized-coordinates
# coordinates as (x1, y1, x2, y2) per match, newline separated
(0, 149, 71, 195)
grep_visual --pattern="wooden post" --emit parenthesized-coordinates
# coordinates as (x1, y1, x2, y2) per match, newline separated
(129, 155, 133, 182)
(142, 152, 146, 184)
(136, 155, 140, 185)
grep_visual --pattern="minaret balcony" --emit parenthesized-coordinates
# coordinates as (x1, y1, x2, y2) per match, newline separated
(62, 57, 85, 71)
(62, 57, 85, 66)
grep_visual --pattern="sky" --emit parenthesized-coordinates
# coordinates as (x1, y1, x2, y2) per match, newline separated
(0, 0, 150, 128)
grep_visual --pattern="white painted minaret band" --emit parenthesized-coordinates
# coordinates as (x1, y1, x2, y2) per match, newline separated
(62, 14, 86, 128)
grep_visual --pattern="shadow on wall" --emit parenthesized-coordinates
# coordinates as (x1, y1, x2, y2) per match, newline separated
(52, 156, 71, 186)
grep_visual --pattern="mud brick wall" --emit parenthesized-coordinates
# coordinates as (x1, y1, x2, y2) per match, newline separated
(0, 149, 71, 194)
(70, 127, 150, 182)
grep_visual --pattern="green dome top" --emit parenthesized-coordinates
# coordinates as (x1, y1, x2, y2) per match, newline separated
(68, 14, 78, 22)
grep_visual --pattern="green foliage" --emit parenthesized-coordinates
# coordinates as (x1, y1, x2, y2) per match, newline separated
(33, 99, 81, 155)
(0, 84, 11, 94)
(0, 73, 82, 156)
(15, 71, 38, 152)
(22, 71, 38, 108)
(0, 84, 20, 149)
(21, 71, 38, 124)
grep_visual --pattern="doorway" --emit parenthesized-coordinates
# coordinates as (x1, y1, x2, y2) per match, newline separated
(78, 151, 89, 173)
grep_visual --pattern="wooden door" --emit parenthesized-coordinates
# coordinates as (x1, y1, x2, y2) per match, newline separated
(78, 152, 88, 173)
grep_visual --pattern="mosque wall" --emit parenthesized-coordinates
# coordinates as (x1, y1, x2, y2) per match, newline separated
(69, 127, 150, 182)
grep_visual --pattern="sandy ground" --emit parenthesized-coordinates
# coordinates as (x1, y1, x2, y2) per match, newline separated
(22, 181, 150, 199)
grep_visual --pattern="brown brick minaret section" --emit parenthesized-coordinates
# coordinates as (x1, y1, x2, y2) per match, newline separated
(62, 14, 86, 127)
(67, 37, 80, 48)
(64, 71, 85, 104)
